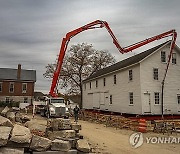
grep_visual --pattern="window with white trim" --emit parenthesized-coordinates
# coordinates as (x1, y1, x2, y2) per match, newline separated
(0, 82, 2, 92)
(177, 95, 180, 104)
(129, 92, 133, 104)
(129, 70, 133, 81)
(153, 68, 158, 80)
(103, 78, 106, 86)
(114, 75, 117, 84)
(90, 82, 91, 89)
(22, 83, 27, 93)
(9, 82, 14, 93)
(6, 97, 10, 103)
(96, 80, 98, 88)
(172, 53, 176, 64)
(154, 92, 160, 104)
(161, 51, 166, 63)
(110, 95, 112, 104)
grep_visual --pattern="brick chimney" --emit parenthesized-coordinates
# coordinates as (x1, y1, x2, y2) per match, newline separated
(17, 64, 21, 80)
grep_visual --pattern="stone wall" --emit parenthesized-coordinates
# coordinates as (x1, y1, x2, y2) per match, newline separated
(0, 106, 91, 154)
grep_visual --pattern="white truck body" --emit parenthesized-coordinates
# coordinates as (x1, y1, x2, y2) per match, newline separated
(33, 97, 68, 117)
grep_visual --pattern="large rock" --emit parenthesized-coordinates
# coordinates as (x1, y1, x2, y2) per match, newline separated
(15, 112, 23, 123)
(71, 123, 81, 131)
(10, 124, 32, 144)
(49, 118, 71, 131)
(51, 139, 71, 151)
(15, 113, 30, 123)
(6, 112, 16, 122)
(30, 135, 52, 151)
(1, 106, 10, 117)
(0, 115, 13, 127)
(32, 149, 78, 154)
(76, 133, 83, 139)
(21, 115, 30, 123)
(58, 119, 71, 130)
(60, 138, 78, 149)
(6, 141, 30, 148)
(25, 121, 47, 134)
(0, 126, 12, 146)
(0, 147, 24, 154)
(48, 130, 76, 140)
(76, 139, 91, 153)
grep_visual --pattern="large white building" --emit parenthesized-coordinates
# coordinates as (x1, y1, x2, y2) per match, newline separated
(82, 41, 180, 115)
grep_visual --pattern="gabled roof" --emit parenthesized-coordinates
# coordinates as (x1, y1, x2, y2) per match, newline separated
(84, 41, 170, 82)
(0, 68, 36, 82)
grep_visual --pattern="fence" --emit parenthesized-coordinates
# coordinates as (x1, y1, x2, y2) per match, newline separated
(79, 110, 180, 133)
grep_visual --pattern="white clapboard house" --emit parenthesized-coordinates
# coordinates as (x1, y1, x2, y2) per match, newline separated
(82, 41, 180, 115)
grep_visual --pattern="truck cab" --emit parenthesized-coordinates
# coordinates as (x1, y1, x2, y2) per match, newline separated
(48, 97, 66, 117)
(40, 97, 68, 118)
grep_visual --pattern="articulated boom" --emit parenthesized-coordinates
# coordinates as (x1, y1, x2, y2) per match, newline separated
(49, 20, 177, 97)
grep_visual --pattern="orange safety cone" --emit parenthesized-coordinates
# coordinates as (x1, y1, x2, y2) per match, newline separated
(138, 118, 147, 133)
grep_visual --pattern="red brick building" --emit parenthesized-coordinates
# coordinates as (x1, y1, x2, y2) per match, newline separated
(0, 64, 36, 108)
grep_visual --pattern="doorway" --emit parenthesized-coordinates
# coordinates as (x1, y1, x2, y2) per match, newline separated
(143, 93, 151, 113)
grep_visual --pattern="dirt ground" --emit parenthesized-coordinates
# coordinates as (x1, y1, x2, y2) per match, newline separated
(31, 115, 180, 154)
(78, 120, 180, 154)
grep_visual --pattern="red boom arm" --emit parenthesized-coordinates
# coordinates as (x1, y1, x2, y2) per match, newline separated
(49, 20, 177, 97)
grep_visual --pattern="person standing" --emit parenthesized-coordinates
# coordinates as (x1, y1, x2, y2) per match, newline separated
(73, 105, 80, 123)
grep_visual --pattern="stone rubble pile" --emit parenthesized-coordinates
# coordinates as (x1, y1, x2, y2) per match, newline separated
(0, 106, 91, 154)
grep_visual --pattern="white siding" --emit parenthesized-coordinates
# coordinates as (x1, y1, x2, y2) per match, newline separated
(83, 64, 142, 114)
(83, 43, 180, 115)
(93, 93, 100, 108)
(140, 44, 180, 114)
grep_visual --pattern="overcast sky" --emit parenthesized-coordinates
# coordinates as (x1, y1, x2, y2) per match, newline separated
(0, 0, 180, 94)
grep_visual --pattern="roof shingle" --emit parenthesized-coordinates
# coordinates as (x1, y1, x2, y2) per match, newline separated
(0, 68, 36, 82)
(84, 41, 170, 82)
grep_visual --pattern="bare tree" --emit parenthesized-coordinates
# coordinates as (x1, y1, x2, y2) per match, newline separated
(43, 43, 116, 107)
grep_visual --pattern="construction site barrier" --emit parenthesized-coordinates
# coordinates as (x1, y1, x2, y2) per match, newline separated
(79, 110, 137, 129)
(79, 110, 180, 133)
(138, 118, 147, 133)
